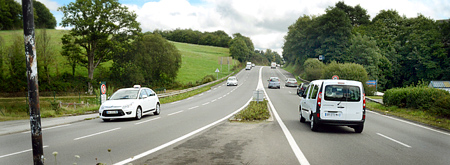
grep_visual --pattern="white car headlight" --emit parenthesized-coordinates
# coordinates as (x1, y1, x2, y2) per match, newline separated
(99, 106, 105, 111)
(122, 103, 133, 109)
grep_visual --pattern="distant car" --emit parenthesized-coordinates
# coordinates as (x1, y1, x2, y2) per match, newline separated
(99, 85, 160, 121)
(227, 76, 238, 86)
(245, 65, 251, 70)
(297, 83, 309, 96)
(285, 78, 298, 87)
(252, 63, 255, 67)
(277, 64, 280, 67)
(271, 62, 276, 69)
(268, 77, 281, 89)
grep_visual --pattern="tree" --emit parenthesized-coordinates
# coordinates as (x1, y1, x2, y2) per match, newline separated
(322, 62, 370, 94)
(36, 29, 56, 87)
(60, 35, 83, 77)
(6, 35, 27, 92)
(58, 0, 141, 93)
(0, 36, 4, 89)
(111, 34, 181, 86)
(229, 38, 249, 62)
(0, 0, 22, 30)
(303, 58, 325, 81)
(33, 0, 56, 29)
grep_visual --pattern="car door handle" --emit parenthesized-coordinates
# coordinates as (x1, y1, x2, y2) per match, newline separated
(337, 106, 345, 109)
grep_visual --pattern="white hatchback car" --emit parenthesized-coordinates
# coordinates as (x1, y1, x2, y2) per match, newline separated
(299, 80, 366, 133)
(227, 76, 238, 86)
(99, 85, 160, 121)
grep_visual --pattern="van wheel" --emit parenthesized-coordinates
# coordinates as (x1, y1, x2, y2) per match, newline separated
(354, 124, 364, 133)
(300, 112, 305, 123)
(310, 116, 319, 132)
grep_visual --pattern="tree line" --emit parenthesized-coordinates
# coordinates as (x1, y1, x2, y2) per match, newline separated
(155, 28, 283, 65)
(283, 1, 450, 91)
(0, 0, 56, 29)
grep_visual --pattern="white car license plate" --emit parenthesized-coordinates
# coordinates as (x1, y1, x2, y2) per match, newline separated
(325, 112, 341, 117)
(106, 111, 118, 114)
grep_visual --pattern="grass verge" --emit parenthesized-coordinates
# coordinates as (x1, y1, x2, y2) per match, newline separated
(232, 100, 270, 121)
(366, 102, 450, 130)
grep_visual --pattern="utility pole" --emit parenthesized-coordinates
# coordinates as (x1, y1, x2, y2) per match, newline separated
(22, 0, 44, 164)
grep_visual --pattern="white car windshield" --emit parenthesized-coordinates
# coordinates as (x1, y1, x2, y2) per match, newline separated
(228, 77, 236, 81)
(110, 89, 139, 100)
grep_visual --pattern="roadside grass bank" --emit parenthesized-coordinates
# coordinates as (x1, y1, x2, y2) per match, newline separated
(231, 100, 270, 121)
(0, 96, 99, 121)
(366, 101, 450, 130)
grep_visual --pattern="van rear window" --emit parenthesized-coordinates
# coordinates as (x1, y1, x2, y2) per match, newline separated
(324, 85, 361, 102)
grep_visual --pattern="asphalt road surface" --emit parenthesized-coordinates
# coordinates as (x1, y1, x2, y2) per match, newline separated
(1, 66, 449, 165)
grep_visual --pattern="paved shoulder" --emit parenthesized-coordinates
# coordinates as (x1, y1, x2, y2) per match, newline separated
(133, 121, 298, 165)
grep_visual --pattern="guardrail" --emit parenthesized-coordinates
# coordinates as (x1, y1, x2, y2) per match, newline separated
(157, 72, 235, 98)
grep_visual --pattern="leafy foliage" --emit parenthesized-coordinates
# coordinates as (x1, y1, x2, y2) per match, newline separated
(58, 0, 141, 92)
(303, 58, 325, 81)
(0, 0, 22, 30)
(33, 0, 56, 29)
(155, 29, 232, 48)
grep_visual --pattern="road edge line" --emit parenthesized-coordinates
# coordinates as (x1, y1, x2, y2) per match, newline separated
(114, 97, 253, 165)
(259, 66, 310, 165)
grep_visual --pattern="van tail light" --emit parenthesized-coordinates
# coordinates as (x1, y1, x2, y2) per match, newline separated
(363, 114, 366, 120)
(363, 93, 366, 109)
(317, 92, 322, 108)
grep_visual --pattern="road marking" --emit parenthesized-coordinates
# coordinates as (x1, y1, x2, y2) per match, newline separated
(211, 99, 217, 102)
(223, 95, 227, 97)
(170, 101, 181, 105)
(217, 97, 222, 99)
(186, 97, 193, 100)
(22, 124, 71, 134)
(227, 92, 230, 95)
(202, 102, 210, 106)
(259, 66, 310, 165)
(168, 111, 183, 116)
(74, 127, 121, 140)
(0, 146, 49, 159)
(377, 133, 412, 148)
(288, 91, 292, 94)
(135, 117, 161, 125)
(114, 98, 253, 165)
(367, 111, 450, 136)
(207, 90, 211, 93)
(198, 93, 204, 96)
(188, 106, 199, 110)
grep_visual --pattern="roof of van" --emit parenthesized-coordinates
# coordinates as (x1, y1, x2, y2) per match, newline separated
(310, 79, 363, 85)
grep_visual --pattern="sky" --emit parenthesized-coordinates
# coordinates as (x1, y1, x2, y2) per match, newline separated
(36, 0, 450, 54)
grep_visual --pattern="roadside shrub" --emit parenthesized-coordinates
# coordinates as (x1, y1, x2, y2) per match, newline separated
(303, 58, 324, 81)
(322, 61, 371, 95)
(201, 74, 216, 84)
(234, 100, 269, 121)
(383, 86, 450, 116)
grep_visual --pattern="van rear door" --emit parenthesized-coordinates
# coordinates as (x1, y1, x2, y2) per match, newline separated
(321, 83, 363, 121)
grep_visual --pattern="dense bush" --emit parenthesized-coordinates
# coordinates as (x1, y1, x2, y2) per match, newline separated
(321, 61, 373, 95)
(303, 58, 325, 81)
(383, 86, 450, 117)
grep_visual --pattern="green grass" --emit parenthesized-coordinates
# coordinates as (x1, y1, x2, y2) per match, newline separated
(233, 100, 270, 121)
(172, 41, 238, 83)
(366, 102, 450, 130)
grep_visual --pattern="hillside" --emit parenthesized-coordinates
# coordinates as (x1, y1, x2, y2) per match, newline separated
(0, 30, 237, 91)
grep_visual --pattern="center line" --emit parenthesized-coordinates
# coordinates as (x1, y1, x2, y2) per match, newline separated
(202, 102, 210, 106)
(211, 99, 217, 102)
(135, 117, 161, 125)
(22, 124, 71, 134)
(377, 133, 412, 148)
(74, 127, 121, 140)
(188, 106, 199, 110)
(168, 111, 183, 116)
(217, 97, 222, 99)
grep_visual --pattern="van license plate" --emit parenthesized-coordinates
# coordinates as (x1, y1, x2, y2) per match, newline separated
(325, 112, 341, 117)
(107, 111, 118, 114)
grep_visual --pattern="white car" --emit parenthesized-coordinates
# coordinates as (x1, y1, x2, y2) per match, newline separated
(227, 76, 238, 86)
(99, 85, 160, 121)
(299, 80, 365, 133)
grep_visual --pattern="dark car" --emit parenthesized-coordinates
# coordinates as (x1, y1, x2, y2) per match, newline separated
(297, 82, 309, 96)
(268, 77, 281, 89)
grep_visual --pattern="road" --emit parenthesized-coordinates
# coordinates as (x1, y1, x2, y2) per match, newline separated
(1, 66, 449, 164)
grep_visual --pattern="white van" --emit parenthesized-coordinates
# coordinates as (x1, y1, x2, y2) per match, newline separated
(299, 79, 366, 133)
(271, 62, 276, 69)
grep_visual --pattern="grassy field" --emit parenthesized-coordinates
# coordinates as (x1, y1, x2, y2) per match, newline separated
(0, 29, 238, 120)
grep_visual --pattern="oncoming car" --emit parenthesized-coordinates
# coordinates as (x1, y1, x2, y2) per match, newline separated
(227, 76, 238, 86)
(99, 85, 160, 121)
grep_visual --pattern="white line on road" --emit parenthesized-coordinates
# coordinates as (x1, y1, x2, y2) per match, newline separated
(22, 124, 71, 134)
(202, 102, 210, 106)
(198, 93, 204, 96)
(377, 133, 412, 148)
(170, 101, 181, 105)
(114, 98, 253, 165)
(135, 117, 161, 125)
(260, 66, 310, 165)
(0, 146, 49, 159)
(288, 91, 292, 94)
(368, 111, 450, 136)
(217, 97, 222, 99)
(168, 111, 184, 116)
(188, 106, 199, 110)
(74, 127, 121, 140)
(223, 95, 227, 97)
